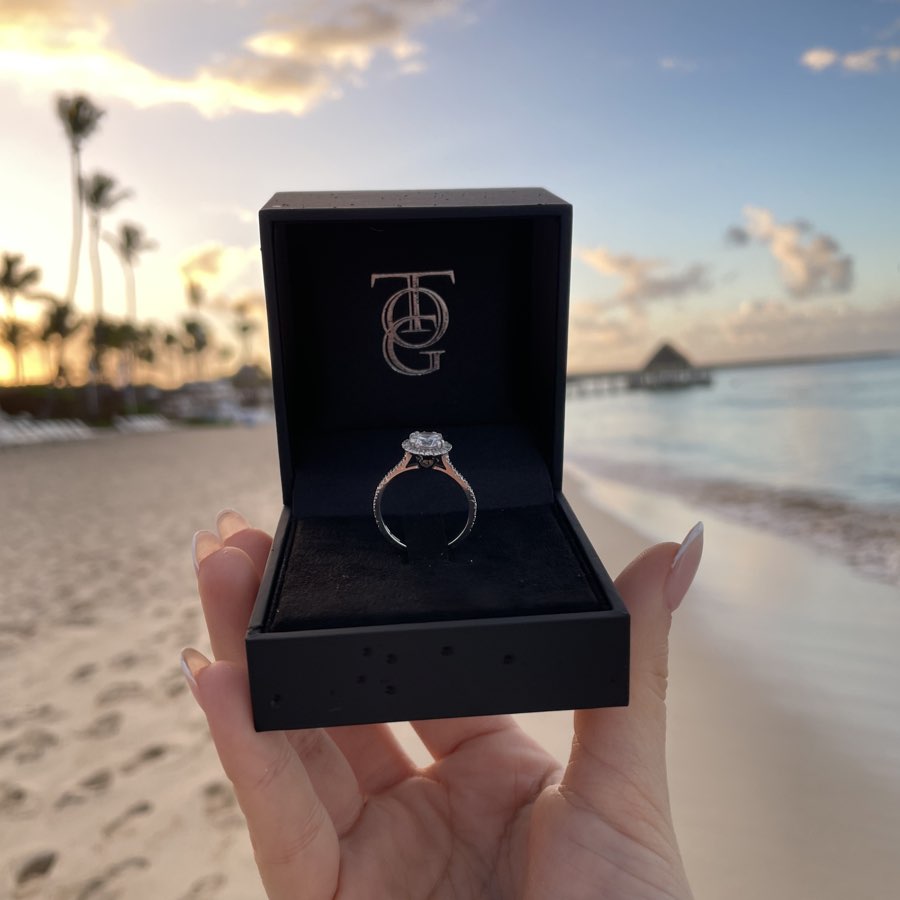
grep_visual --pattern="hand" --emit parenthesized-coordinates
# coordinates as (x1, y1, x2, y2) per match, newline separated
(183, 510, 703, 900)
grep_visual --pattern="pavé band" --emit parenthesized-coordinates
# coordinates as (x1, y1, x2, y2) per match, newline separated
(373, 431, 477, 549)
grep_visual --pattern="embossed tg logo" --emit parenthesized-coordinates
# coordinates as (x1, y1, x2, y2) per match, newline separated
(371, 270, 454, 376)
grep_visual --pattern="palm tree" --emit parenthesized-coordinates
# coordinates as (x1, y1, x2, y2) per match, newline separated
(232, 299, 259, 367)
(82, 172, 132, 318)
(104, 222, 157, 322)
(1, 253, 41, 386)
(182, 317, 209, 381)
(1, 252, 41, 317)
(90, 316, 120, 384)
(56, 95, 104, 304)
(1, 319, 31, 385)
(104, 222, 156, 412)
(40, 296, 84, 385)
(162, 329, 183, 384)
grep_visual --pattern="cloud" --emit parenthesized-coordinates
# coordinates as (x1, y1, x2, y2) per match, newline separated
(800, 43, 900, 73)
(725, 225, 750, 246)
(578, 247, 710, 314)
(567, 301, 647, 372)
(682, 298, 900, 360)
(727, 207, 853, 297)
(658, 56, 697, 72)
(0, 0, 468, 117)
(180, 242, 259, 292)
(800, 47, 839, 71)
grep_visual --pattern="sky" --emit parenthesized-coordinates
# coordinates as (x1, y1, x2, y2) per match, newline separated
(1, 0, 899, 383)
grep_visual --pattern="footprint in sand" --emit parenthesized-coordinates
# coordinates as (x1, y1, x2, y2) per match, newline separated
(0, 728, 59, 764)
(0, 781, 36, 817)
(72, 856, 149, 900)
(160, 670, 189, 699)
(95, 681, 147, 706)
(119, 743, 169, 775)
(175, 872, 227, 900)
(79, 711, 123, 740)
(53, 768, 113, 809)
(81, 769, 113, 792)
(103, 800, 153, 837)
(0, 703, 60, 732)
(68, 599, 97, 627)
(70, 662, 97, 683)
(108, 651, 149, 671)
(14, 850, 57, 893)
(202, 781, 242, 830)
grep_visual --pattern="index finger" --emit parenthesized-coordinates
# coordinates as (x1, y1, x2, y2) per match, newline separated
(198, 544, 261, 665)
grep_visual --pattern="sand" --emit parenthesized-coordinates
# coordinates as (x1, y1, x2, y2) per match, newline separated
(1, 424, 898, 898)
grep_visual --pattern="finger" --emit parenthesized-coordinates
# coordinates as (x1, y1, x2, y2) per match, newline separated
(561, 523, 704, 815)
(198, 545, 260, 665)
(327, 723, 417, 794)
(182, 651, 340, 900)
(224, 528, 273, 579)
(411, 714, 524, 761)
(216, 508, 273, 579)
(192, 529, 222, 576)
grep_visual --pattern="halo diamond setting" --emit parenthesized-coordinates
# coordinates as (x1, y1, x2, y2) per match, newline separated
(373, 430, 476, 550)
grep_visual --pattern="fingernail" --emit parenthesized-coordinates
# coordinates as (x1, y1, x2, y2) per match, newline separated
(216, 508, 250, 540)
(192, 530, 222, 575)
(665, 522, 704, 611)
(180, 647, 211, 698)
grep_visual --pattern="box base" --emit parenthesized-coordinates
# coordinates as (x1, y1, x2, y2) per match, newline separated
(248, 610, 628, 730)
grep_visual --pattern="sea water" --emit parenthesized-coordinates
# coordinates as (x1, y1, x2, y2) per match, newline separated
(565, 355, 900, 587)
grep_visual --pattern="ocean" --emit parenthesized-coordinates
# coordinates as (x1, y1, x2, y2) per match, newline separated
(565, 355, 900, 587)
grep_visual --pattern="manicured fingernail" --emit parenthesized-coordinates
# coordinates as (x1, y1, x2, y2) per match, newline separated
(216, 508, 250, 540)
(192, 530, 222, 575)
(665, 522, 704, 611)
(180, 647, 211, 698)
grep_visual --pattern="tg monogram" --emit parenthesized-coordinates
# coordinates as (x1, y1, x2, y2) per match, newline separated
(371, 270, 454, 376)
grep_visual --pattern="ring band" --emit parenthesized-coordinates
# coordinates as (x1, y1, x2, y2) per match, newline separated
(373, 430, 477, 549)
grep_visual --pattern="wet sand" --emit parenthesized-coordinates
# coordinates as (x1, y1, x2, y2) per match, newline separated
(1, 425, 898, 898)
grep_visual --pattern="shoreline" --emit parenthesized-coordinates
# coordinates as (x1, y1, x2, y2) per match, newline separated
(566, 452, 900, 590)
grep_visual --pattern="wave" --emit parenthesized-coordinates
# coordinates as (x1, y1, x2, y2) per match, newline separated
(567, 453, 900, 588)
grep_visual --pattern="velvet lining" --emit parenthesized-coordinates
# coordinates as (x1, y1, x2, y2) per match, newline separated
(268, 504, 606, 632)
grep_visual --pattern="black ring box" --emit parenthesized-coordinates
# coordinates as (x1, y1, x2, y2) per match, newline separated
(247, 188, 629, 730)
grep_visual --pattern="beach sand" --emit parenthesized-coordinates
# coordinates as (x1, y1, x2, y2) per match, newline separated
(1, 425, 898, 898)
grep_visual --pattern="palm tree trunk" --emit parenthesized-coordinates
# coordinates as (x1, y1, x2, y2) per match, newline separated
(125, 259, 136, 321)
(66, 148, 83, 303)
(121, 258, 137, 414)
(88, 211, 103, 317)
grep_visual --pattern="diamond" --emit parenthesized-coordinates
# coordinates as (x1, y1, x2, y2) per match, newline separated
(402, 430, 451, 456)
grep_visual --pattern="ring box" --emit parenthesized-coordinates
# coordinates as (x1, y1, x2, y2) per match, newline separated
(247, 188, 629, 730)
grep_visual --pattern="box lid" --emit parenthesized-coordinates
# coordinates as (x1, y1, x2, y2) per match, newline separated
(259, 188, 572, 517)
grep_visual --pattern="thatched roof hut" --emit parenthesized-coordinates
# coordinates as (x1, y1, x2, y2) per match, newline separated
(628, 342, 711, 390)
(642, 342, 693, 372)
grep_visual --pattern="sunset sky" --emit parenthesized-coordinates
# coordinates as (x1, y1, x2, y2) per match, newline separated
(1, 0, 899, 383)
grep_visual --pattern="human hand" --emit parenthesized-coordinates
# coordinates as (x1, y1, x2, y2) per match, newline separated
(183, 510, 703, 900)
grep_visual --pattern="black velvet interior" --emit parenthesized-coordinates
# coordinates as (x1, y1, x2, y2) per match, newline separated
(293, 424, 552, 517)
(269, 214, 563, 493)
(268, 504, 606, 631)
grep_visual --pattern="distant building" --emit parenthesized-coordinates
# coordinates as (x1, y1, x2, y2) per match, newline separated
(628, 342, 712, 390)
(159, 368, 275, 425)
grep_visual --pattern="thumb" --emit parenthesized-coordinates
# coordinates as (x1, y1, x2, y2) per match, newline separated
(561, 522, 703, 818)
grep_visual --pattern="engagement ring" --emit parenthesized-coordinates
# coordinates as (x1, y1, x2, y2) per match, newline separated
(373, 430, 477, 549)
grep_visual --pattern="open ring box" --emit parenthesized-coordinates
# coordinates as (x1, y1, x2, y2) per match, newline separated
(248, 188, 629, 730)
